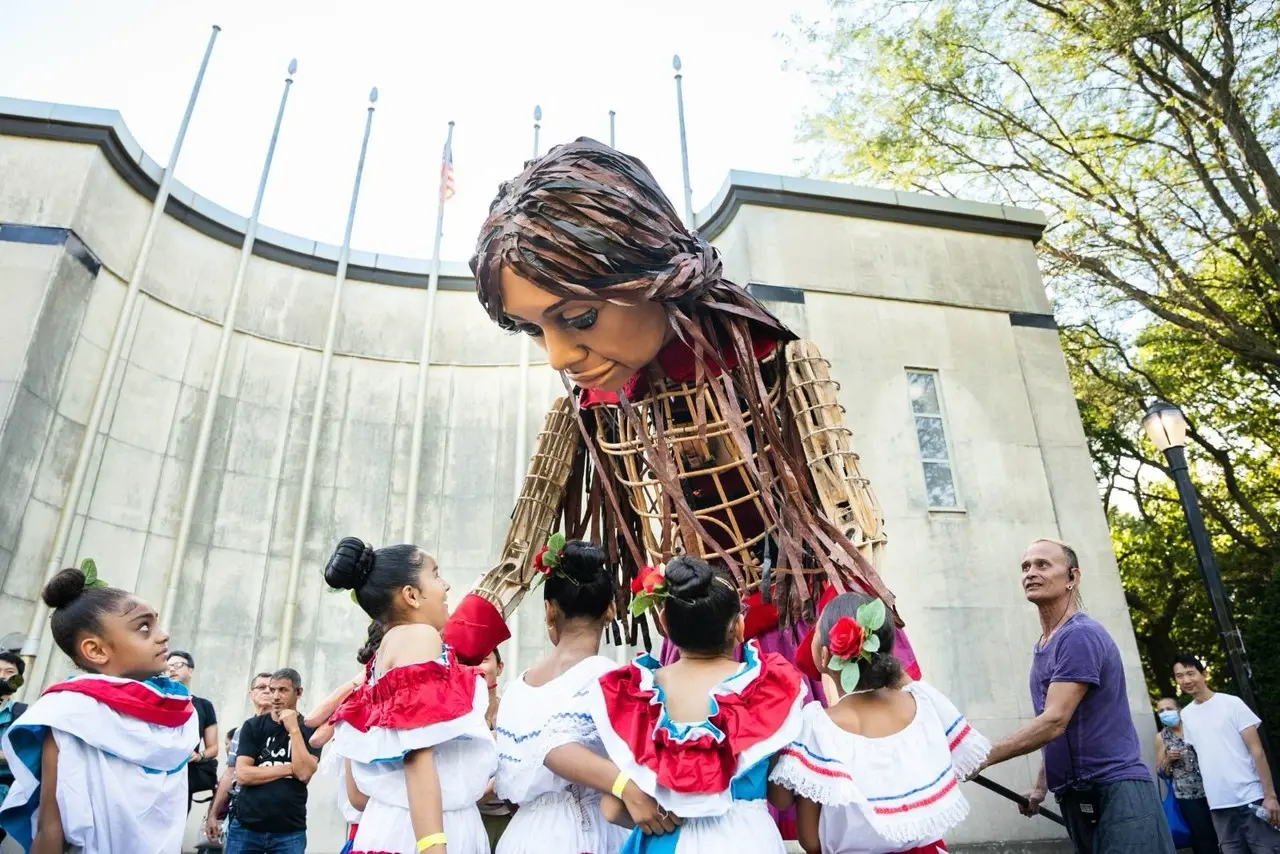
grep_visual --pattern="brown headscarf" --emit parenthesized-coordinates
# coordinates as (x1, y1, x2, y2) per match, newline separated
(471, 138, 896, 633)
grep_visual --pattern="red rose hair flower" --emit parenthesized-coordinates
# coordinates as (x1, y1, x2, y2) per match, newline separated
(827, 616, 865, 659)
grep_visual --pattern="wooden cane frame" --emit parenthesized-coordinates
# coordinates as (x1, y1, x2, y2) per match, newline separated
(784, 340, 886, 567)
(474, 396, 580, 617)
(593, 351, 785, 583)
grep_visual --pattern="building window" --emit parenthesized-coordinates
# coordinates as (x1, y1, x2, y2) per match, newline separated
(906, 370, 960, 509)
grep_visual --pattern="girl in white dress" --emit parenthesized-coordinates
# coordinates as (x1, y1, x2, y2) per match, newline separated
(493, 535, 629, 854)
(0, 564, 198, 853)
(324, 537, 497, 854)
(545, 555, 809, 853)
(768, 592, 990, 854)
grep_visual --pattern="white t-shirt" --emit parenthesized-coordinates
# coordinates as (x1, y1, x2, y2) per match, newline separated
(1180, 692, 1264, 809)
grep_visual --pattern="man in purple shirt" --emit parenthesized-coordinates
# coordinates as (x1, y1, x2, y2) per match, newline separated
(978, 539, 1175, 853)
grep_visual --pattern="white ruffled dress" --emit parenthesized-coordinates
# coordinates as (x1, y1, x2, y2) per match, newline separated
(769, 681, 990, 854)
(330, 648, 498, 854)
(560, 640, 807, 854)
(0, 675, 198, 853)
(494, 655, 629, 854)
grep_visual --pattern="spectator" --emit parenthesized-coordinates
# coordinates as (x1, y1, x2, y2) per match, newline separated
(1154, 696, 1219, 854)
(978, 539, 1174, 854)
(0, 651, 28, 844)
(206, 672, 273, 845)
(225, 668, 321, 854)
(1174, 654, 1280, 852)
(167, 650, 220, 811)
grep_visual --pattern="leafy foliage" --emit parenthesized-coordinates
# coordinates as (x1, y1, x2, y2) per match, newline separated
(794, 0, 1280, 726)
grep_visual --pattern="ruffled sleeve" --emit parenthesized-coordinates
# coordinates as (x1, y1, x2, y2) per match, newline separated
(330, 649, 489, 764)
(908, 680, 990, 779)
(770, 683, 988, 848)
(769, 702, 860, 806)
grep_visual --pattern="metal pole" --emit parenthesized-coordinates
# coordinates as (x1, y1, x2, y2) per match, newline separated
(673, 55, 694, 227)
(404, 121, 455, 542)
(532, 104, 542, 162)
(20, 24, 221, 694)
(160, 59, 296, 632)
(508, 107, 543, 680)
(278, 89, 378, 668)
(1163, 446, 1266, 714)
(609, 110, 616, 148)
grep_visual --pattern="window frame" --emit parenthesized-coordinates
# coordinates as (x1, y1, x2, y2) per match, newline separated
(904, 367, 965, 512)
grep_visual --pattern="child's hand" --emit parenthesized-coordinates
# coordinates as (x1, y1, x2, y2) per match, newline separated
(621, 781, 680, 835)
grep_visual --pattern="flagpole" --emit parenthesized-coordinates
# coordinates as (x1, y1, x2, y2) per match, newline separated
(604, 105, 629, 665)
(404, 120, 455, 542)
(673, 55, 694, 226)
(20, 23, 221, 695)
(508, 105, 542, 680)
(159, 59, 297, 632)
(278, 88, 378, 668)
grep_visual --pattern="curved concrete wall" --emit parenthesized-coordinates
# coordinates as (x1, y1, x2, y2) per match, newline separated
(0, 100, 1128, 853)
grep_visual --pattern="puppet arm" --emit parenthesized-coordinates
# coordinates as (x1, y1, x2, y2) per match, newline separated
(444, 396, 581, 663)
(783, 339, 887, 568)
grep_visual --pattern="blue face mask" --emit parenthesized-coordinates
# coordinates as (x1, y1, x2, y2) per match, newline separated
(1159, 710, 1181, 727)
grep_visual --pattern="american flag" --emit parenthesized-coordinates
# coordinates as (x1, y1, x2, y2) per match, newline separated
(440, 136, 455, 202)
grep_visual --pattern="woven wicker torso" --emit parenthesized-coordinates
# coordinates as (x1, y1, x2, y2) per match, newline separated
(590, 350, 785, 583)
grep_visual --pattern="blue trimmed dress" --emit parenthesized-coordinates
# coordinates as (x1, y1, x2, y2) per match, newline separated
(0, 675, 197, 853)
(769, 681, 990, 854)
(559, 640, 807, 854)
(494, 655, 628, 854)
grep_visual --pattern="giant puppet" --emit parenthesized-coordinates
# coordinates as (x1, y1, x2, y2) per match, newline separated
(442, 139, 918, 685)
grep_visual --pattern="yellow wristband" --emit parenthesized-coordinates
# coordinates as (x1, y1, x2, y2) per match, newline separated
(417, 833, 446, 852)
(611, 771, 630, 799)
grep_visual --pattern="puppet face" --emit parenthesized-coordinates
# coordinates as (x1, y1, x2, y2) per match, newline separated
(498, 267, 670, 392)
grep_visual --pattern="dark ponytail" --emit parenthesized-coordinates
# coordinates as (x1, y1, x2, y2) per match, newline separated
(544, 540, 615, 620)
(660, 556, 740, 654)
(356, 619, 384, 666)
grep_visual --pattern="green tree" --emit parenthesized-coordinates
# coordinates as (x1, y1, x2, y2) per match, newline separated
(794, 0, 1280, 722)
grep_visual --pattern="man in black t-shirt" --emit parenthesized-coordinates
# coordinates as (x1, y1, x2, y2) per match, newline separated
(225, 668, 321, 854)
(167, 650, 219, 811)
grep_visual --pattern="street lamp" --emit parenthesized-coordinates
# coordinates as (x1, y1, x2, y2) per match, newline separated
(1141, 400, 1262, 717)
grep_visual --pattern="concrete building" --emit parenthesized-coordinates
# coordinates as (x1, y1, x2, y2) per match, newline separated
(0, 97, 1149, 851)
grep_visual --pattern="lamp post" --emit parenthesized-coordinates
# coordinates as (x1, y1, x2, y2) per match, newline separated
(1141, 401, 1262, 714)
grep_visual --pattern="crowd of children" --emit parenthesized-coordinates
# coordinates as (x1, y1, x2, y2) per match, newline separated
(0, 532, 991, 854)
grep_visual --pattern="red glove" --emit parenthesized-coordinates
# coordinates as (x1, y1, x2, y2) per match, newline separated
(442, 594, 510, 666)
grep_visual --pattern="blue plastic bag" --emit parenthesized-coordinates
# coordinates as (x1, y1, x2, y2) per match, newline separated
(1161, 773, 1192, 849)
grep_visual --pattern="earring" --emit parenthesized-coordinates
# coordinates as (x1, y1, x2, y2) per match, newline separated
(1067, 584, 1074, 590)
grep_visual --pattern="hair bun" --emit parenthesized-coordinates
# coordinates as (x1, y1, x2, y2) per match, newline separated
(559, 540, 606, 585)
(42, 567, 88, 610)
(664, 556, 714, 599)
(324, 537, 374, 591)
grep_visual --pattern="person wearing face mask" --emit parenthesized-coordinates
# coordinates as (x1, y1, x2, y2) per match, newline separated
(1155, 698, 1219, 854)
(0, 651, 28, 845)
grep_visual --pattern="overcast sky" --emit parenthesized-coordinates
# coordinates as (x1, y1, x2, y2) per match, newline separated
(0, 0, 829, 263)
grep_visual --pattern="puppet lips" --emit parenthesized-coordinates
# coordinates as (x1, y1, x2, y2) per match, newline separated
(569, 361, 622, 389)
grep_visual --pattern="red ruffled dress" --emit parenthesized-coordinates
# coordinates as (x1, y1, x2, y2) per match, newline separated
(552, 640, 807, 853)
(329, 648, 497, 854)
